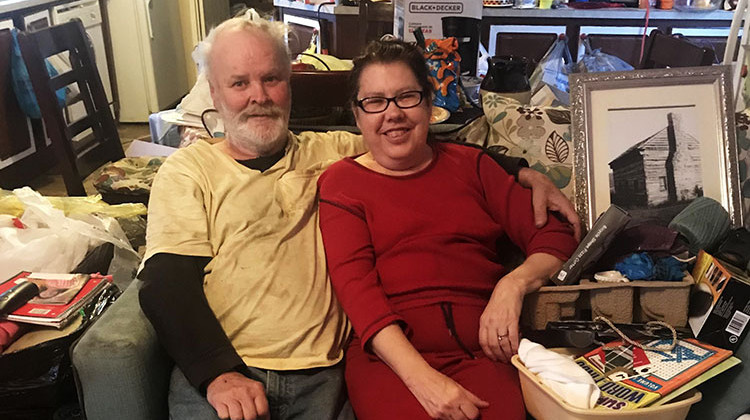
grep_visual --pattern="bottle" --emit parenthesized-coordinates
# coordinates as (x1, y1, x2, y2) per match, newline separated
(659, 0, 674, 8)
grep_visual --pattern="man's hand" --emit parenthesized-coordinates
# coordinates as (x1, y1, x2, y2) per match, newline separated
(206, 372, 269, 420)
(517, 167, 582, 241)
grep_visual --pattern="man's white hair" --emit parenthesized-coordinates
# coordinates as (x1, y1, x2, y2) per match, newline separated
(194, 9, 290, 82)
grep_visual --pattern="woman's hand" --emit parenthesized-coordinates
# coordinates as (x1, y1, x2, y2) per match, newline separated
(479, 279, 525, 363)
(405, 367, 489, 420)
(371, 324, 489, 419)
(479, 253, 565, 363)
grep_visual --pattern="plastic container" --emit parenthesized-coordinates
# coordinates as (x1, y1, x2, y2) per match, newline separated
(511, 355, 703, 420)
(673, 0, 721, 11)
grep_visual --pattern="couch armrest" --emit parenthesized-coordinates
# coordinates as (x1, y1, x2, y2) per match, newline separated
(72, 280, 173, 420)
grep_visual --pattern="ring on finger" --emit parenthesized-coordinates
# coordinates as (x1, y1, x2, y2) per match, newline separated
(497, 333, 508, 342)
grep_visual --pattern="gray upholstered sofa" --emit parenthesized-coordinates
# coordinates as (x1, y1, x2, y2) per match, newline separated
(71, 280, 172, 420)
(71, 278, 750, 420)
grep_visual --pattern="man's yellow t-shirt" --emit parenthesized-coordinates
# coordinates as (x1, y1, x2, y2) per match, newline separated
(145, 131, 366, 370)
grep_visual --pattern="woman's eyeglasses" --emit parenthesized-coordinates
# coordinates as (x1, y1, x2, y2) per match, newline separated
(355, 90, 424, 113)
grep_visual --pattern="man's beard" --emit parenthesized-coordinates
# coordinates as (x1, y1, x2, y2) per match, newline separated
(222, 103, 290, 156)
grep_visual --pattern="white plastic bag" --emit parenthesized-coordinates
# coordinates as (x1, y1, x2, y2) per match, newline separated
(0, 188, 139, 280)
(529, 37, 575, 104)
(576, 37, 634, 74)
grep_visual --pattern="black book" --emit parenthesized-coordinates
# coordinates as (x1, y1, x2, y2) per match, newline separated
(553, 205, 631, 286)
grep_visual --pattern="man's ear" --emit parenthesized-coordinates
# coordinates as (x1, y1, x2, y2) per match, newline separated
(208, 80, 218, 108)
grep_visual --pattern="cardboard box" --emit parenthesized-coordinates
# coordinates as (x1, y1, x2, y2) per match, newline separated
(689, 251, 750, 351)
(393, 0, 482, 42)
(522, 276, 693, 330)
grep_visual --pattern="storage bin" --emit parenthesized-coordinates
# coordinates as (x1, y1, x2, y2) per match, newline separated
(511, 355, 702, 420)
(522, 274, 693, 330)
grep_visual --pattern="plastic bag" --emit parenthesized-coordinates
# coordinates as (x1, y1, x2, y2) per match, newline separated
(424, 38, 461, 112)
(576, 37, 634, 73)
(0, 188, 139, 281)
(0, 189, 147, 218)
(529, 37, 575, 100)
(0, 284, 119, 415)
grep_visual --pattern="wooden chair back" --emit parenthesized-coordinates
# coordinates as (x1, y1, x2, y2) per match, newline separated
(494, 32, 558, 75)
(585, 34, 643, 68)
(639, 30, 716, 69)
(17, 19, 123, 196)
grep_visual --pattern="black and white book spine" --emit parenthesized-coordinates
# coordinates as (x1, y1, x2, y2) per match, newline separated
(553, 205, 631, 286)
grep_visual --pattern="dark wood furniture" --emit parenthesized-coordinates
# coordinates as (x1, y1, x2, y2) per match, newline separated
(481, 8, 734, 60)
(638, 29, 716, 69)
(276, 0, 392, 59)
(18, 18, 123, 196)
(289, 70, 353, 130)
(495, 32, 558, 74)
(584, 33, 643, 68)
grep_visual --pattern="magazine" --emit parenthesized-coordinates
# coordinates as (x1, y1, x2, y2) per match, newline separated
(575, 338, 732, 410)
(24, 273, 89, 305)
(0, 271, 112, 328)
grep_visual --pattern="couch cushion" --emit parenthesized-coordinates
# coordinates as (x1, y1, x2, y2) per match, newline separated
(71, 280, 172, 420)
(473, 93, 574, 201)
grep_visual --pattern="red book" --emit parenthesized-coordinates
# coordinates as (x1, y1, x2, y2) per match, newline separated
(0, 271, 112, 328)
(575, 338, 732, 409)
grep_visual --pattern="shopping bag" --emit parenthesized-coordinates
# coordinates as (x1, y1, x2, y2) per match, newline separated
(529, 37, 575, 99)
(576, 37, 634, 73)
(0, 188, 139, 281)
(424, 38, 461, 112)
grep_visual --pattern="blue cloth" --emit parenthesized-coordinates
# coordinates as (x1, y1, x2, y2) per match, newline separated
(615, 253, 655, 280)
(10, 28, 66, 119)
(652, 256, 687, 281)
(615, 253, 686, 281)
(168, 362, 350, 420)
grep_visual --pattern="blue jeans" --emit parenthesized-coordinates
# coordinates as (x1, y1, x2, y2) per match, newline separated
(168, 363, 354, 420)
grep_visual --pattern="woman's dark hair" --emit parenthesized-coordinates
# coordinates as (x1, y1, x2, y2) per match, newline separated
(348, 39, 433, 106)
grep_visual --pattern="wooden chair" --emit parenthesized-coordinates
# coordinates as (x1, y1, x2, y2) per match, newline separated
(17, 19, 123, 196)
(494, 32, 558, 75)
(585, 34, 643, 68)
(638, 30, 716, 69)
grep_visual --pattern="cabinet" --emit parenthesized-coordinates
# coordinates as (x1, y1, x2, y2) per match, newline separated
(275, 0, 392, 59)
(0, 2, 61, 189)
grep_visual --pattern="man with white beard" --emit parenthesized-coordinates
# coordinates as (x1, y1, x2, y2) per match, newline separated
(138, 15, 580, 420)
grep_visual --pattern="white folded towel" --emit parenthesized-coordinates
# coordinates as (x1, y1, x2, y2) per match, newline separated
(517, 338, 601, 409)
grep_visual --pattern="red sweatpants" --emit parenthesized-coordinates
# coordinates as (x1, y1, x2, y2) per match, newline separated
(344, 303, 526, 420)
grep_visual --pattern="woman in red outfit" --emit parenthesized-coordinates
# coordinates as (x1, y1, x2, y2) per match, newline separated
(318, 40, 578, 420)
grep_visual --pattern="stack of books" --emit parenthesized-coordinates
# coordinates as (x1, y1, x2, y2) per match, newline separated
(0, 271, 112, 328)
(575, 338, 738, 409)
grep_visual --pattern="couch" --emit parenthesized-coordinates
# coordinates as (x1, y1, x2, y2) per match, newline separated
(72, 280, 172, 420)
(71, 103, 750, 419)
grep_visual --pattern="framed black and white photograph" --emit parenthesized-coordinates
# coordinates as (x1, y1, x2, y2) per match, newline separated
(570, 66, 744, 229)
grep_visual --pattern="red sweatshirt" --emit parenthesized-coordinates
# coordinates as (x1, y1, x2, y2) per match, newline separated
(318, 142, 577, 346)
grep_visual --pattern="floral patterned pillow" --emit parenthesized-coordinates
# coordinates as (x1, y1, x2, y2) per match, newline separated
(733, 111, 750, 228)
(473, 92, 574, 200)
